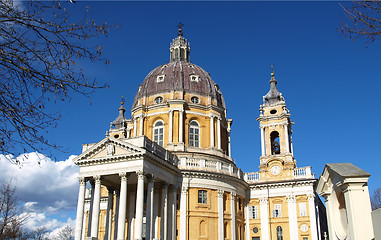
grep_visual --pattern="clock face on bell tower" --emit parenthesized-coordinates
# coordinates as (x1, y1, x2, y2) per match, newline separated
(271, 165, 281, 175)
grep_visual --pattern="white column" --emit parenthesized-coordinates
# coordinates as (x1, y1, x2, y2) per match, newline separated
(135, 171, 145, 240)
(133, 117, 137, 137)
(126, 128, 130, 139)
(75, 177, 86, 240)
(117, 173, 128, 240)
(284, 124, 290, 153)
(217, 117, 221, 149)
(230, 193, 236, 240)
(260, 127, 265, 156)
(139, 115, 144, 136)
(160, 183, 168, 240)
(146, 176, 155, 240)
(91, 176, 102, 239)
(105, 187, 114, 240)
(128, 191, 136, 240)
(179, 186, 188, 240)
(308, 194, 318, 240)
(179, 110, 184, 143)
(87, 181, 95, 238)
(227, 127, 232, 157)
(218, 189, 224, 240)
(170, 186, 177, 240)
(244, 199, 250, 240)
(82, 207, 87, 240)
(113, 190, 120, 240)
(210, 115, 215, 148)
(259, 197, 269, 240)
(168, 110, 173, 143)
(287, 195, 298, 240)
(153, 185, 160, 240)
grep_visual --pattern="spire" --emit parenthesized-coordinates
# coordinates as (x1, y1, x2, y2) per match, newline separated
(177, 22, 183, 36)
(170, 23, 190, 62)
(111, 96, 127, 129)
(264, 66, 283, 105)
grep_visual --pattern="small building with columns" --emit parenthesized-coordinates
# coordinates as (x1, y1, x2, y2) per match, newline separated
(73, 26, 327, 240)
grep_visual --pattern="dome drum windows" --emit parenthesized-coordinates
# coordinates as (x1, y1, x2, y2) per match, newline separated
(154, 96, 163, 104)
(189, 120, 200, 147)
(191, 96, 199, 104)
(153, 120, 164, 146)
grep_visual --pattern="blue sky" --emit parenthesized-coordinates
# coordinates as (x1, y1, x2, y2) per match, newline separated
(53, 1, 380, 188)
(3, 1, 381, 233)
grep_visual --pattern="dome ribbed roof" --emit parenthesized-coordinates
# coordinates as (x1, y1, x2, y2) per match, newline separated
(132, 61, 225, 108)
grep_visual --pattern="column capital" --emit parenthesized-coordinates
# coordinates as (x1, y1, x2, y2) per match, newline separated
(147, 174, 155, 182)
(78, 177, 86, 185)
(181, 186, 188, 194)
(231, 192, 236, 199)
(136, 170, 146, 180)
(209, 114, 215, 119)
(286, 194, 296, 203)
(217, 189, 224, 198)
(259, 197, 268, 205)
(93, 175, 102, 183)
(119, 172, 130, 181)
(307, 193, 315, 201)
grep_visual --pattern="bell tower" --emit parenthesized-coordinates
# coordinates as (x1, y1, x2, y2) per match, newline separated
(257, 70, 296, 180)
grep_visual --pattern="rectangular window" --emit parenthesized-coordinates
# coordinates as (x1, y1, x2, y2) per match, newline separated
(303, 238, 308, 240)
(249, 205, 259, 219)
(198, 190, 207, 204)
(299, 202, 307, 216)
(273, 204, 282, 217)
(252, 237, 260, 240)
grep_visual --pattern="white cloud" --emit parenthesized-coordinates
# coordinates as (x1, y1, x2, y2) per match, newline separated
(0, 152, 79, 234)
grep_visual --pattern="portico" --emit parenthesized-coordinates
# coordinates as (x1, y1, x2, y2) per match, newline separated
(74, 136, 181, 240)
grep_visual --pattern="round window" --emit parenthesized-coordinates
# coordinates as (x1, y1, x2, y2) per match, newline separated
(253, 227, 259, 233)
(155, 97, 163, 104)
(270, 109, 277, 114)
(191, 97, 199, 104)
(114, 134, 119, 139)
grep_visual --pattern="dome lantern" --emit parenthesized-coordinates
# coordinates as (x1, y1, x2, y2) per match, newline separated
(170, 23, 190, 62)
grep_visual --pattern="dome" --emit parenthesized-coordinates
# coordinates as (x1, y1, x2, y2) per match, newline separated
(132, 61, 225, 108)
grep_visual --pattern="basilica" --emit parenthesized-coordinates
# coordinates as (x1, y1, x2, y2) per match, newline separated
(73, 26, 327, 240)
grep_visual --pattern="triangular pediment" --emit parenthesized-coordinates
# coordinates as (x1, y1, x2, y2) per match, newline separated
(73, 137, 146, 163)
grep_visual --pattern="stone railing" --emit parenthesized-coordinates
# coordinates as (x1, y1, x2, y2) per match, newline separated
(126, 136, 178, 165)
(293, 166, 314, 179)
(244, 166, 314, 183)
(244, 172, 260, 182)
(178, 157, 244, 179)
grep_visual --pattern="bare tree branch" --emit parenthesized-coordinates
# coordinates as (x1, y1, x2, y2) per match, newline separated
(0, 1, 112, 162)
(340, 1, 381, 46)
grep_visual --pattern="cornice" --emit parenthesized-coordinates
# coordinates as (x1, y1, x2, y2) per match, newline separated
(249, 178, 317, 190)
(257, 114, 290, 123)
(181, 170, 248, 188)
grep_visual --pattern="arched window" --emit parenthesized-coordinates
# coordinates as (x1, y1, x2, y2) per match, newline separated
(189, 120, 200, 147)
(154, 96, 163, 104)
(153, 121, 164, 146)
(271, 131, 280, 154)
(276, 226, 283, 240)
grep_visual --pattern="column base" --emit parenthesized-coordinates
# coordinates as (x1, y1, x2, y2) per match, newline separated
(86, 237, 98, 240)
